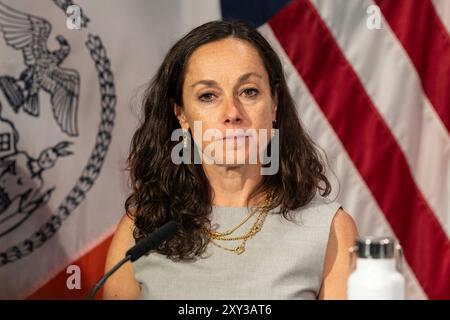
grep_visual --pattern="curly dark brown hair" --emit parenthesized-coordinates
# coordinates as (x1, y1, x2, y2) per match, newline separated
(125, 20, 332, 261)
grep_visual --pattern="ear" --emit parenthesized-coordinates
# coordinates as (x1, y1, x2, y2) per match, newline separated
(173, 104, 189, 130)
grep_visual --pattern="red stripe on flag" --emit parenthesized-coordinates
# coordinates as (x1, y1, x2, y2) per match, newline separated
(27, 235, 113, 300)
(269, 0, 450, 299)
(375, 0, 450, 132)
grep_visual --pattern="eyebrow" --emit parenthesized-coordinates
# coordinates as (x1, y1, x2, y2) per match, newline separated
(190, 72, 263, 88)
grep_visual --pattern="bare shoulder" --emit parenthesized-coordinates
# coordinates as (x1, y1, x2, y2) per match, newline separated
(332, 209, 358, 239)
(318, 208, 359, 300)
(115, 212, 136, 238)
(103, 211, 141, 300)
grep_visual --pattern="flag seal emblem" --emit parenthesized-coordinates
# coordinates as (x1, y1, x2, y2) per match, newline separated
(0, 0, 116, 266)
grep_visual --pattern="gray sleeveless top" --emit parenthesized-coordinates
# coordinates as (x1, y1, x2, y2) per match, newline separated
(133, 196, 341, 299)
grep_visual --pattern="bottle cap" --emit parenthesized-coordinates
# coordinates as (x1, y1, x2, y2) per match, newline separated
(354, 236, 396, 259)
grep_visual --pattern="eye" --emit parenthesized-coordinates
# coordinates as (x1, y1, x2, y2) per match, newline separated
(199, 93, 216, 103)
(241, 88, 259, 98)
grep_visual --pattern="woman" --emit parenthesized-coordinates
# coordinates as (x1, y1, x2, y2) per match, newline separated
(104, 20, 358, 300)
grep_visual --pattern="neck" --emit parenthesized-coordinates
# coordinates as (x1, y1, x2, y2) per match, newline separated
(203, 163, 264, 207)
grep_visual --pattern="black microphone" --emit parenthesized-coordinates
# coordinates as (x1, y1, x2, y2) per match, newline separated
(126, 220, 178, 262)
(87, 220, 178, 300)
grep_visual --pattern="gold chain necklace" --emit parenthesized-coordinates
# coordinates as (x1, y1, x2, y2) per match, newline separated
(204, 193, 273, 255)
(208, 204, 259, 237)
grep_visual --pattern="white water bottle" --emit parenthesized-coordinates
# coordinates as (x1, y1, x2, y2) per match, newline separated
(347, 237, 405, 300)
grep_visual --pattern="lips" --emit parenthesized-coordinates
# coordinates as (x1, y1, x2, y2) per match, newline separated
(223, 135, 248, 140)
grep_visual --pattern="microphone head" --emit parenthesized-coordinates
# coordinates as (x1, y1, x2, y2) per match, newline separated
(152, 220, 178, 244)
(126, 220, 178, 262)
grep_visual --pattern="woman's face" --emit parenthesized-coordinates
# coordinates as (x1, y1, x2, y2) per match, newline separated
(174, 37, 277, 167)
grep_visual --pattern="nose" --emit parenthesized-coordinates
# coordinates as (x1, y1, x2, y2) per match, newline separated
(222, 96, 243, 126)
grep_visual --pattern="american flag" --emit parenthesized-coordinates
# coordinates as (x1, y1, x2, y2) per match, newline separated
(0, 0, 448, 299)
(253, 0, 449, 299)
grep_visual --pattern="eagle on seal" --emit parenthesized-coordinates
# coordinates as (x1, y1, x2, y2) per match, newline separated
(0, 1, 80, 137)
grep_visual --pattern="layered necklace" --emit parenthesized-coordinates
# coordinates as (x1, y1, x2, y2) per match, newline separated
(204, 192, 274, 255)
